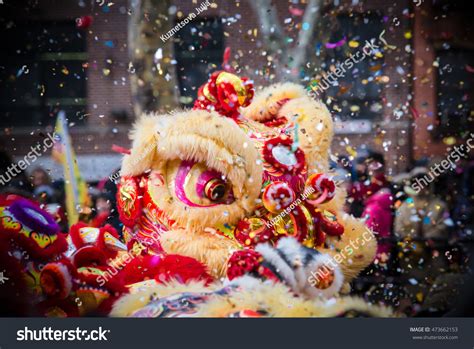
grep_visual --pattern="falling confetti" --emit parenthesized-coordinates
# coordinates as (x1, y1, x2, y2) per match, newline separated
(325, 37, 347, 49)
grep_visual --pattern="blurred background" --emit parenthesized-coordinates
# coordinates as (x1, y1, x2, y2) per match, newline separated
(0, 0, 473, 316)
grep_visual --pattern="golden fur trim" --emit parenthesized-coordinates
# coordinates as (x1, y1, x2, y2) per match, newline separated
(319, 214, 377, 281)
(241, 83, 308, 121)
(121, 114, 162, 176)
(159, 228, 240, 279)
(110, 280, 215, 317)
(110, 278, 394, 318)
(195, 281, 393, 317)
(310, 177, 377, 282)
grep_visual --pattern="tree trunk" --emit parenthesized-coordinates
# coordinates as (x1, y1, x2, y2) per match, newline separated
(128, 0, 179, 116)
(248, 0, 327, 83)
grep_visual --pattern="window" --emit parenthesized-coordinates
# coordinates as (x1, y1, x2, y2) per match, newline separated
(0, 21, 87, 128)
(435, 49, 474, 138)
(317, 14, 384, 121)
(174, 17, 224, 107)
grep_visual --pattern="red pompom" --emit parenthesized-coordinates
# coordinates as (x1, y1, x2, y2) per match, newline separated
(40, 262, 73, 299)
(69, 222, 89, 249)
(193, 71, 254, 119)
(115, 254, 213, 287)
(262, 181, 296, 214)
(72, 246, 108, 268)
(318, 211, 344, 237)
(262, 135, 306, 175)
(96, 225, 121, 259)
(306, 173, 336, 205)
(311, 210, 344, 246)
(154, 254, 214, 285)
(234, 217, 274, 247)
(227, 249, 263, 280)
(313, 224, 327, 246)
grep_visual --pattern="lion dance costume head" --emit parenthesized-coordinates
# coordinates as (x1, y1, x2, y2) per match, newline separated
(116, 69, 377, 296)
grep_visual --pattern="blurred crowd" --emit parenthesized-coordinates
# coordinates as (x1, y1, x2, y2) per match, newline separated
(331, 147, 474, 316)
(1, 145, 473, 316)
(0, 149, 122, 235)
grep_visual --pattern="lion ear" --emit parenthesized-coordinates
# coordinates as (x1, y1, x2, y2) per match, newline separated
(279, 97, 334, 173)
(242, 83, 334, 173)
(121, 113, 169, 176)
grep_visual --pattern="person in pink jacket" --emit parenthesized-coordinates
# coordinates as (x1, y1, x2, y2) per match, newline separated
(362, 188, 393, 265)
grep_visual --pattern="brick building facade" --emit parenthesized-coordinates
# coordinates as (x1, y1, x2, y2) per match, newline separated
(0, 0, 471, 181)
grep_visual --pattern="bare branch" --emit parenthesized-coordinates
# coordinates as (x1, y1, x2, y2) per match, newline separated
(289, 0, 323, 79)
(247, 0, 285, 45)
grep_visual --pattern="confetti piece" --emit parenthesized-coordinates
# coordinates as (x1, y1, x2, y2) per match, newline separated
(369, 64, 382, 72)
(315, 43, 322, 56)
(345, 145, 357, 157)
(16, 65, 29, 77)
(154, 48, 163, 62)
(410, 106, 420, 119)
(348, 40, 359, 48)
(416, 292, 424, 302)
(288, 6, 304, 16)
(76, 15, 93, 29)
(350, 105, 360, 112)
(443, 137, 456, 145)
(396, 66, 405, 75)
(325, 37, 346, 49)
(379, 30, 396, 50)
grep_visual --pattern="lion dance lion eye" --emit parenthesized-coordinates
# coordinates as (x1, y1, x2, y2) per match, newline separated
(167, 160, 234, 207)
(204, 178, 227, 202)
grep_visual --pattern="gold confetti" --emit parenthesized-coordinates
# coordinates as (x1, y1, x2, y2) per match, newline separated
(348, 40, 359, 48)
(442, 137, 456, 145)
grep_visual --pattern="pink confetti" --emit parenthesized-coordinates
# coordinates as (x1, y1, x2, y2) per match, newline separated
(325, 37, 347, 49)
(289, 6, 304, 16)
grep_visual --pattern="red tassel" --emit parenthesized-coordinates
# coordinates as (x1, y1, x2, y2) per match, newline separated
(223, 47, 231, 65)
(222, 47, 234, 72)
